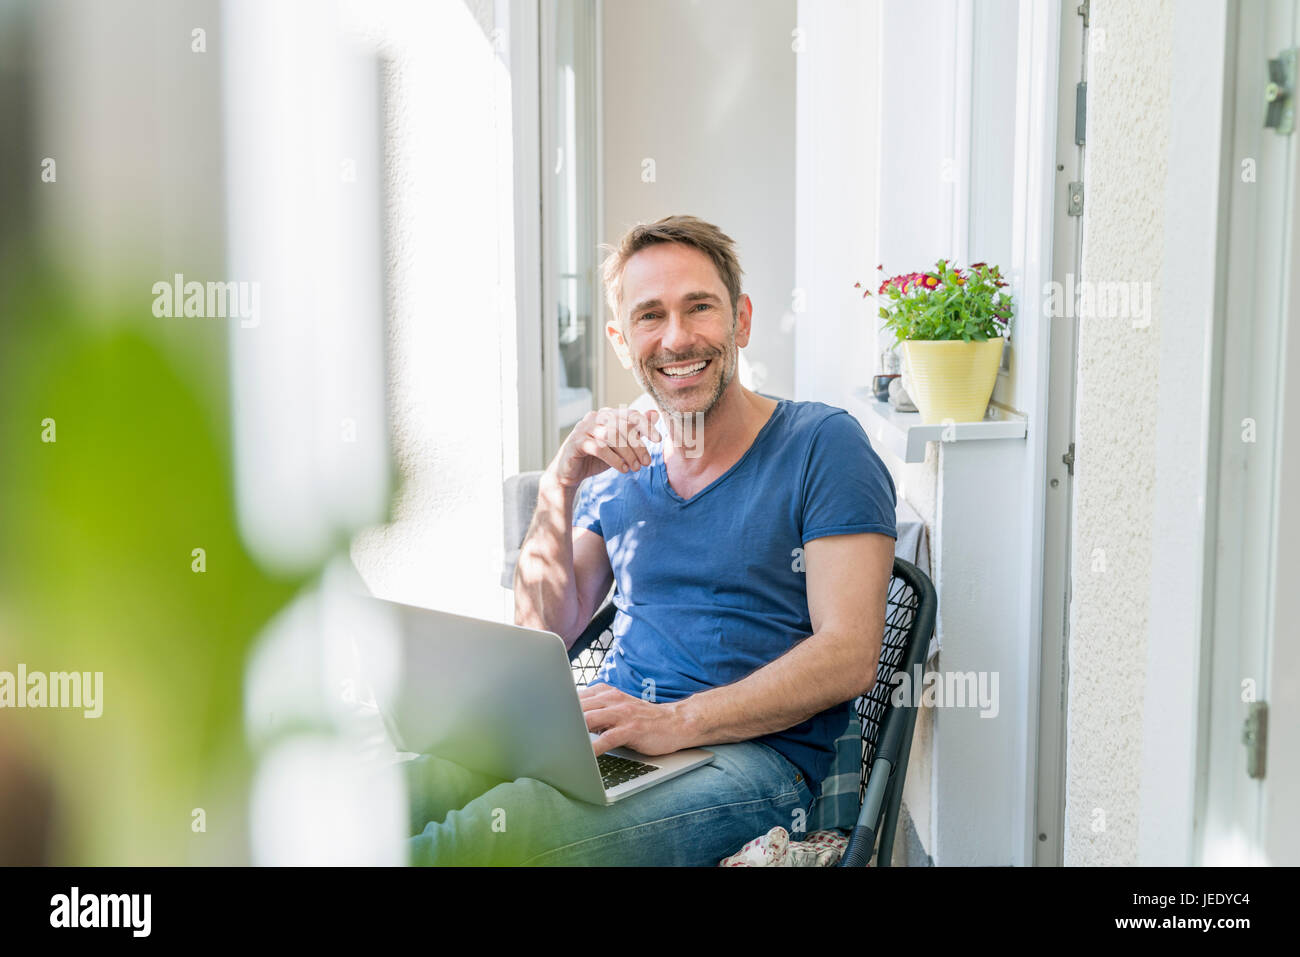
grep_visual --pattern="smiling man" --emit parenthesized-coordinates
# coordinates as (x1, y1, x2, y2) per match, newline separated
(407, 215, 898, 866)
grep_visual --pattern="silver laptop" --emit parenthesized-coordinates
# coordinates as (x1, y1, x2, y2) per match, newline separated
(363, 599, 715, 805)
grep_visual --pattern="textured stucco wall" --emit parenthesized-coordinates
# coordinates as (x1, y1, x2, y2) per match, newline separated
(1064, 0, 1174, 865)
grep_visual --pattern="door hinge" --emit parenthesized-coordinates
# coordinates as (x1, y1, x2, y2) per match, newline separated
(1242, 701, 1268, 779)
(1062, 442, 1075, 476)
(1075, 81, 1087, 146)
(1265, 48, 1296, 135)
(1067, 182, 1084, 217)
(1077, 0, 1089, 29)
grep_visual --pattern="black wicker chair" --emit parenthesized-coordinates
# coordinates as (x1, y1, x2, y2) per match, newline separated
(504, 472, 938, 867)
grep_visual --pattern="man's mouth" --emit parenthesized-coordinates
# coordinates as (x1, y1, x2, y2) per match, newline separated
(656, 358, 711, 383)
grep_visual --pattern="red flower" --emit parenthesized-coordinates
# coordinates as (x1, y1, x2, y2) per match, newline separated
(921, 274, 939, 289)
(877, 272, 913, 295)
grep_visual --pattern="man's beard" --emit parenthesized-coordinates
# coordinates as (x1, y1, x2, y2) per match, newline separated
(631, 331, 738, 423)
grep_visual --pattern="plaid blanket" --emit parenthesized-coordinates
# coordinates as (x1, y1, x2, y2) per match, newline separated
(718, 714, 865, 866)
(806, 713, 863, 833)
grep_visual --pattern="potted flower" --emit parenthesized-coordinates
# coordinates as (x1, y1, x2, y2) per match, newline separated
(859, 259, 1013, 424)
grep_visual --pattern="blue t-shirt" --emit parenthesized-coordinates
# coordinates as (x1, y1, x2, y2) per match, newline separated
(571, 397, 898, 795)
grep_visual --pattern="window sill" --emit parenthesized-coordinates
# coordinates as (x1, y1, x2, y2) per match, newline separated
(846, 387, 1028, 464)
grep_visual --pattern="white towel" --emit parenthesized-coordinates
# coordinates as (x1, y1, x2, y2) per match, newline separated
(718, 826, 852, 867)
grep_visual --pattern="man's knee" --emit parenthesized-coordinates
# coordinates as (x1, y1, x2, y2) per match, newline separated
(521, 790, 797, 866)
(409, 775, 587, 866)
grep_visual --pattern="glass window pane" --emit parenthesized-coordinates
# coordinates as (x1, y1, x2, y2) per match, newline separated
(548, 0, 597, 453)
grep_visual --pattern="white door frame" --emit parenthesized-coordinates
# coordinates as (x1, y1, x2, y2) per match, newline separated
(1194, 0, 1299, 866)
(510, 0, 546, 472)
(1263, 13, 1300, 863)
(1033, 0, 1085, 869)
(518, 0, 601, 467)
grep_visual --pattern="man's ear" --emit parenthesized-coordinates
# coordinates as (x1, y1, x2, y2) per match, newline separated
(606, 316, 634, 369)
(733, 293, 754, 349)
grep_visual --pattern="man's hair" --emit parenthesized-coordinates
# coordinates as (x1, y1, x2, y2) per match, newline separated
(600, 215, 744, 323)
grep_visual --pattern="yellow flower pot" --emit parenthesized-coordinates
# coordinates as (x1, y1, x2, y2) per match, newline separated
(901, 337, 1004, 424)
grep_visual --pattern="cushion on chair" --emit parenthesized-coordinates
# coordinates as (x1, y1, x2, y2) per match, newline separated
(502, 471, 544, 587)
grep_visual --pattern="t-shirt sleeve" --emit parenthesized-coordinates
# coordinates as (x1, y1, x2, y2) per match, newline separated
(571, 474, 605, 537)
(799, 410, 898, 544)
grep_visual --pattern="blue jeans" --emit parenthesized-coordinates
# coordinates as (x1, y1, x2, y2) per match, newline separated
(404, 741, 816, 866)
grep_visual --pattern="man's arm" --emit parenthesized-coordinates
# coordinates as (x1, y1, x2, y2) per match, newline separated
(513, 406, 660, 646)
(582, 530, 894, 755)
(513, 474, 613, 647)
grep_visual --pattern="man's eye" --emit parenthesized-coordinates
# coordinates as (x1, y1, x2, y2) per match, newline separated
(692, 303, 711, 312)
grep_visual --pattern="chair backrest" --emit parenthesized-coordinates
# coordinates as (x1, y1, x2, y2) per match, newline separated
(565, 601, 618, 685)
(853, 557, 933, 807)
(845, 557, 936, 865)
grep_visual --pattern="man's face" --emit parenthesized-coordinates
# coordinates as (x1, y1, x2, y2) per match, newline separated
(608, 242, 752, 419)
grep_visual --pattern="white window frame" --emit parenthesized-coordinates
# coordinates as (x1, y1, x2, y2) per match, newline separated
(512, 0, 602, 471)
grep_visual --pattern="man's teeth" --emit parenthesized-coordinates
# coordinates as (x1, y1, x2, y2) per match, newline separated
(661, 360, 708, 377)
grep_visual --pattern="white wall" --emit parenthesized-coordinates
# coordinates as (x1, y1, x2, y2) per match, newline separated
(1138, 0, 1229, 868)
(1064, 0, 1175, 865)
(599, 0, 797, 406)
(794, 0, 881, 414)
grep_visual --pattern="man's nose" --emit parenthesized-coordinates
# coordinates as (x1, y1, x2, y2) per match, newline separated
(660, 311, 695, 354)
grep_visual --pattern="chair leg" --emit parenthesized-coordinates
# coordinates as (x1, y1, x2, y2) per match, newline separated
(875, 707, 918, 867)
(838, 755, 894, 867)
(840, 822, 876, 868)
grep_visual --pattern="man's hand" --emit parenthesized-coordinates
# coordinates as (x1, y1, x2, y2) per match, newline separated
(550, 406, 662, 489)
(579, 684, 692, 757)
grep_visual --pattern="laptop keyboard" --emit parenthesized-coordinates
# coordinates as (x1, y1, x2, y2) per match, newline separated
(598, 753, 660, 790)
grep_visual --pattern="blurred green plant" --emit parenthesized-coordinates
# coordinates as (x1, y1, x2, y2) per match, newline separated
(0, 263, 306, 864)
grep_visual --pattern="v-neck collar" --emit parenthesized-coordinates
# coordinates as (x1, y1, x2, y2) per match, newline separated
(658, 398, 787, 506)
